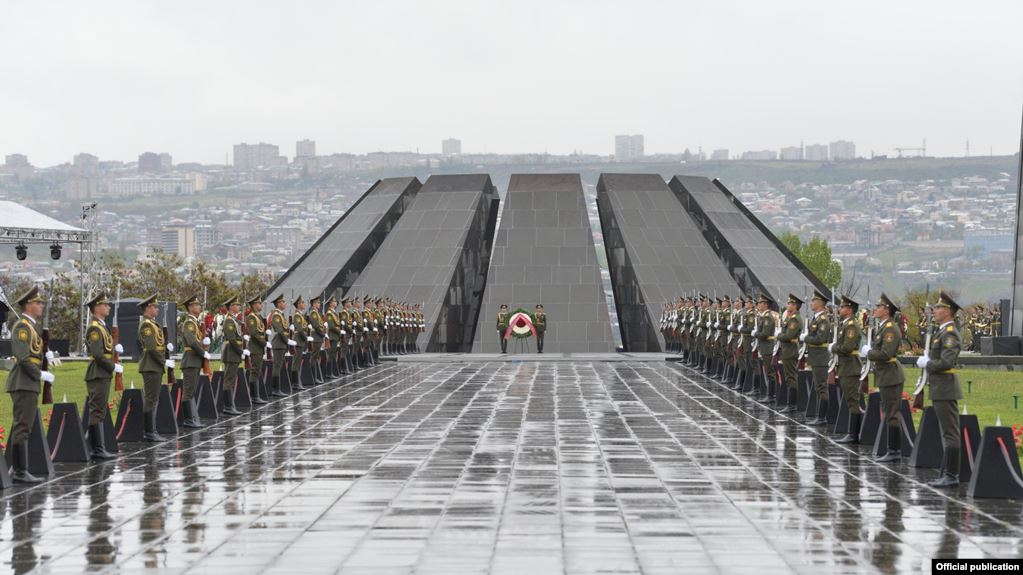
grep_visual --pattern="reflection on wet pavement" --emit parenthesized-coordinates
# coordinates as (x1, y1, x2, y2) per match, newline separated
(2, 361, 1021, 574)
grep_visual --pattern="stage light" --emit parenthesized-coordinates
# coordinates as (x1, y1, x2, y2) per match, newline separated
(50, 243, 62, 260)
(15, 243, 27, 261)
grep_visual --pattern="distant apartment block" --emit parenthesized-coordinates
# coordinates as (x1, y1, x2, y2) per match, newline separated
(296, 139, 316, 158)
(138, 152, 172, 173)
(73, 153, 100, 175)
(615, 134, 644, 161)
(779, 146, 803, 160)
(442, 138, 462, 156)
(151, 225, 196, 258)
(109, 175, 202, 197)
(710, 149, 729, 161)
(741, 150, 778, 161)
(830, 140, 856, 160)
(233, 142, 286, 170)
(805, 144, 829, 161)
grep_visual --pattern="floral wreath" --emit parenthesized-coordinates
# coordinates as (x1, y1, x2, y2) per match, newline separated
(503, 308, 537, 340)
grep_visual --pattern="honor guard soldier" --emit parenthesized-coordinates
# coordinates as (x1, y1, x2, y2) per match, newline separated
(245, 295, 269, 404)
(341, 297, 357, 370)
(309, 295, 327, 382)
(737, 296, 755, 388)
(777, 294, 802, 408)
(534, 304, 546, 353)
(802, 290, 833, 424)
(496, 304, 509, 353)
(5, 287, 53, 483)
(325, 296, 343, 375)
(220, 295, 245, 415)
(84, 292, 121, 459)
(179, 294, 209, 428)
(291, 295, 309, 390)
(917, 291, 964, 487)
(361, 296, 376, 365)
(752, 293, 776, 398)
(862, 293, 905, 463)
(269, 293, 292, 397)
(833, 295, 864, 443)
(137, 294, 168, 441)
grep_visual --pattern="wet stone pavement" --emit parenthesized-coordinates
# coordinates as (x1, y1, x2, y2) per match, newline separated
(2, 360, 1022, 574)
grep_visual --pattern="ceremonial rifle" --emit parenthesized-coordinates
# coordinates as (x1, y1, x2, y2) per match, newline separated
(827, 288, 839, 380)
(859, 285, 872, 392)
(201, 286, 212, 377)
(912, 285, 932, 409)
(41, 279, 55, 404)
(113, 280, 123, 391)
(163, 302, 176, 385)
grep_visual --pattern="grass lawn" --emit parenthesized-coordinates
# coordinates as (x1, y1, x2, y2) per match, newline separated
(900, 367, 1023, 431)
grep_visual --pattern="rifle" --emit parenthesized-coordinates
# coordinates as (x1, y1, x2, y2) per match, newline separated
(163, 302, 176, 385)
(913, 286, 932, 409)
(859, 285, 872, 393)
(751, 295, 760, 361)
(201, 286, 212, 377)
(827, 287, 839, 380)
(41, 279, 55, 405)
(113, 280, 123, 391)
(240, 309, 252, 370)
(797, 287, 808, 368)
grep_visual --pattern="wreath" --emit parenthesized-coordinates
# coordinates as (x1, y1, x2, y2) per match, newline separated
(503, 308, 537, 340)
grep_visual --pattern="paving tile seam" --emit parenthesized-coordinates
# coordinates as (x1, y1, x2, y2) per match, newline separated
(29, 364, 436, 572)
(604, 362, 884, 574)
(658, 362, 1023, 551)
(326, 363, 508, 573)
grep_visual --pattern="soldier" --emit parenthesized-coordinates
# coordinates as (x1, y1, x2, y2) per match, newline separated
(752, 293, 776, 397)
(245, 295, 269, 405)
(341, 297, 358, 370)
(309, 295, 327, 382)
(776, 294, 802, 410)
(291, 295, 309, 390)
(736, 296, 754, 389)
(802, 290, 833, 425)
(534, 304, 547, 353)
(370, 297, 383, 361)
(496, 304, 509, 353)
(83, 292, 121, 458)
(833, 295, 864, 443)
(324, 296, 342, 376)
(862, 293, 905, 463)
(179, 294, 210, 428)
(360, 296, 376, 365)
(5, 287, 53, 483)
(136, 294, 169, 441)
(269, 293, 292, 397)
(917, 291, 964, 487)
(990, 304, 1001, 337)
(220, 295, 245, 415)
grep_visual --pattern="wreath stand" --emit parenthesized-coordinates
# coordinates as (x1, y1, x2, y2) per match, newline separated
(512, 336, 533, 354)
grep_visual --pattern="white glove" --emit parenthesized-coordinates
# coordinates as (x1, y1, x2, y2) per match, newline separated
(827, 343, 835, 353)
(243, 334, 250, 342)
(203, 351, 211, 360)
(340, 330, 347, 335)
(40, 371, 55, 383)
(266, 341, 272, 349)
(289, 324, 295, 331)
(265, 329, 272, 337)
(114, 343, 124, 354)
(165, 359, 175, 369)
(859, 344, 871, 357)
(751, 329, 758, 338)
(114, 363, 124, 374)
(46, 350, 55, 361)
(202, 336, 211, 346)
(916, 356, 930, 369)
(372, 328, 378, 333)
(325, 335, 330, 341)
(167, 343, 175, 352)
(798, 333, 806, 343)
(705, 322, 711, 329)
(287, 339, 297, 346)
(307, 336, 314, 342)
(243, 349, 251, 357)
(341, 320, 346, 326)
(363, 327, 369, 333)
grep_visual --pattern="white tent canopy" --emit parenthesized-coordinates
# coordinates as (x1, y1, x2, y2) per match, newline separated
(0, 200, 90, 243)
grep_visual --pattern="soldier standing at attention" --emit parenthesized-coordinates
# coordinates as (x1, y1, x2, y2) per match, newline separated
(496, 304, 509, 353)
(534, 304, 547, 353)
(326, 296, 345, 375)
(777, 294, 802, 412)
(291, 295, 309, 390)
(918, 291, 964, 487)
(5, 287, 53, 483)
(341, 297, 357, 371)
(752, 294, 776, 398)
(269, 293, 291, 397)
(309, 295, 326, 382)
(862, 293, 905, 463)
(137, 294, 169, 441)
(220, 295, 245, 415)
(802, 290, 833, 425)
(179, 294, 209, 428)
(245, 296, 269, 404)
(84, 292, 121, 459)
(833, 295, 864, 444)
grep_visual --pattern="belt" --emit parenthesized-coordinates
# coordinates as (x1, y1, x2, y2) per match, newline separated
(766, 336, 775, 341)
(809, 344, 828, 348)
(29, 357, 42, 365)
(936, 369, 957, 374)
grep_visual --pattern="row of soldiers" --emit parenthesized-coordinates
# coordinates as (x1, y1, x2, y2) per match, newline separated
(660, 289, 965, 488)
(4, 286, 424, 484)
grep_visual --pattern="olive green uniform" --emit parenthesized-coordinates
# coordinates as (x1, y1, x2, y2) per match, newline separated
(778, 311, 801, 390)
(246, 310, 267, 389)
(291, 311, 308, 381)
(270, 308, 290, 380)
(804, 310, 833, 400)
(927, 322, 963, 448)
(534, 311, 547, 352)
(755, 311, 776, 389)
(5, 316, 43, 444)
(85, 318, 115, 426)
(310, 309, 325, 371)
(221, 314, 244, 393)
(137, 316, 166, 413)
(832, 316, 863, 413)
(180, 314, 205, 400)
(496, 310, 509, 353)
(868, 318, 905, 429)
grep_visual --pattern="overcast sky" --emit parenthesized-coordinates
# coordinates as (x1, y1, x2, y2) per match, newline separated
(2, 0, 1022, 166)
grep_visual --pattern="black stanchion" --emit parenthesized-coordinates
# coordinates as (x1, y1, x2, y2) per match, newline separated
(234, 370, 252, 410)
(797, 371, 812, 412)
(966, 426, 1023, 499)
(113, 388, 145, 443)
(196, 375, 219, 421)
(157, 384, 179, 434)
(959, 414, 982, 483)
(46, 402, 90, 463)
(910, 407, 943, 468)
(79, 401, 118, 454)
(872, 399, 916, 457)
(859, 391, 882, 446)
(6, 411, 55, 476)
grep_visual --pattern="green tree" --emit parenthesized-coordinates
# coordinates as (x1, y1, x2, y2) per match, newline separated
(778, 232, 842, 288)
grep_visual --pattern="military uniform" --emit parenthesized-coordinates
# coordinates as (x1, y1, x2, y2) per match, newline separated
(220, 296, 245, 415)
(309, 296, 327, 382)
(833, 295, 864, 443)
(291, 296, 309, 389)
(534, 306, 547, 353)
(269, 294, 291, 396)
(777, 295, 802, 409)
(866, 293, 905, 462)
(496, 307, 509, 353)
(179, 294, 207, 427)
(803, 290, 833, 423)
(5, 287, 49, 482)
(341, 300, 357, 370)
(922, 292, 964, 486)
(136, 294, 169, 440)
(84, 292, 119, 458)
(753, 294, 777, 397)
(245, 296, 269, 404)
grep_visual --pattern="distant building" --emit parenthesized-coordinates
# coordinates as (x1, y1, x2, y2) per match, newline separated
(441, 138, 462, 156)
(615, 135, 644, 161)
(1, 154, 33, 180)
(296, 139, 316, 158)
(109, 176, 196, 197)
(138, 152, 172, 173)
(153, 225, 196, 258)
(779, 146, 803, 160)
(194, 224, 223, 254)
(73, 153, 100, 175)
(710, 149, 729, 161)
(741, 150, 778, 161)
(233, 143, 285, 170)
(830, 140, 856, 160)
(266, 225, 302, 250)
(805, 144, 829, 161)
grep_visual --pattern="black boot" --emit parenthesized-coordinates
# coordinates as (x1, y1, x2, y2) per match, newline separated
(144, 410, 167, 442)
(877, 427, 901, 463)
(89, 424, 117, 459)
(929, 448, 961, 487)
(500, 339, 507, 354)
(251, 378, 268, 404)
(222, 388, 242, 416)
(11, 441, 43, 484)
(836, 412, 861, 444)
(809, 400, 828, 425)
(271, 375, 286, 398)
(182, 398, 204, 429)
(780, 387, 798, 413)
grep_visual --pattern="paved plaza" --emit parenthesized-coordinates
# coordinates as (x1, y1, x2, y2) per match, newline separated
(2, 358, 1022, 574)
